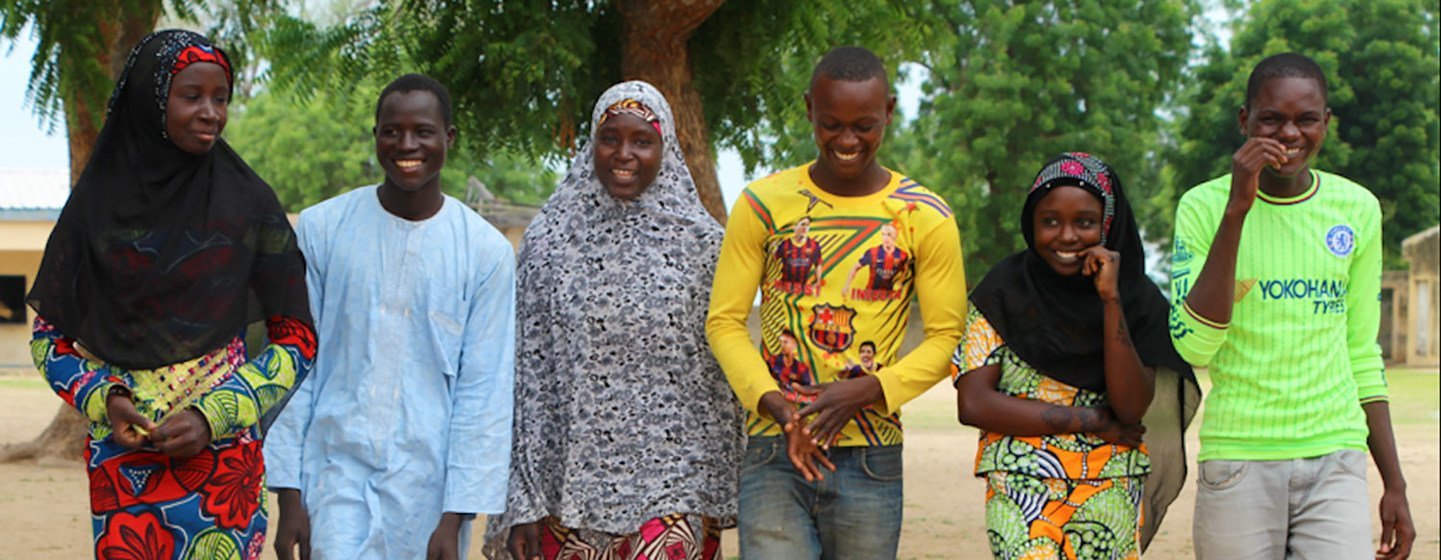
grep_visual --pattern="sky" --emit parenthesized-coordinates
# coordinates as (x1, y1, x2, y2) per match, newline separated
(0, 33, 70, 170)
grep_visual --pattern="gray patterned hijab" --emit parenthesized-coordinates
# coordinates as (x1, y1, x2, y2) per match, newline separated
(484, 81, 743, 553)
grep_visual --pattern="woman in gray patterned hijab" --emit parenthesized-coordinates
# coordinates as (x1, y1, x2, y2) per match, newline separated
(484, 80, 744, 560)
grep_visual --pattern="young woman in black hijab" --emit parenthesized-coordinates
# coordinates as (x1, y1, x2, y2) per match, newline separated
(953, 152, 1199, 558)
(27, 29, 314, 559)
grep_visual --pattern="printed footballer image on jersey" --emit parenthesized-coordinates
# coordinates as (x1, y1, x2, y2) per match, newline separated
(771, 215, 824, 296)
(842, 222, 911, 301)
(767, 328, 817, 404)
(838, 340, 885, 380)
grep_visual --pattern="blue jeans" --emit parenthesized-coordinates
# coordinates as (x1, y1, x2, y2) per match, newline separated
(737, 436, 904, 560)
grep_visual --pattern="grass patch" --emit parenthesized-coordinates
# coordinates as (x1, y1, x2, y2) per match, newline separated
(1386, 368, 1439, 425)
(0, 377, 45, 390)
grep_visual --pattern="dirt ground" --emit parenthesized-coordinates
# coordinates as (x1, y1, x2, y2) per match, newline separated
(1, 369, 1437, 560)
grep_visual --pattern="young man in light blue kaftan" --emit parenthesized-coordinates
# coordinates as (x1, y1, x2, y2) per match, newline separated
(263, 74, 516, 560)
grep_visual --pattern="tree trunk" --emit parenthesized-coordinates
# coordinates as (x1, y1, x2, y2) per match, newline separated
(0, 404, 88, 464)
(64, 4, 161, 183)
(4, 6, 162, 466)
(616, 0, 729, 223)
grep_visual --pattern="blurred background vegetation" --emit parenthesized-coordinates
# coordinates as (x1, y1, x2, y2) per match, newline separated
(3, 0, 1437, 280)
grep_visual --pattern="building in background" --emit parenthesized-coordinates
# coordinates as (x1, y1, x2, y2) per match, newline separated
(0, 168, 67, 367)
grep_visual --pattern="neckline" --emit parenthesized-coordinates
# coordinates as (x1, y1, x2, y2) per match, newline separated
(800, 163, 901, 207)
(1257, 170, 1320, 206)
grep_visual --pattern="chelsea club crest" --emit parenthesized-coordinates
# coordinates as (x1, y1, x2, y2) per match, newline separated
(1325, 224, 1355, 257)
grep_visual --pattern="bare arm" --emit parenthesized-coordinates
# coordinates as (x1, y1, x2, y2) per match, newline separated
(1184, 137, 1287, 324)
(1081, 246, 1154, 424)
(1364, 401, 1414, 560)
(956, 364, 1140, 446)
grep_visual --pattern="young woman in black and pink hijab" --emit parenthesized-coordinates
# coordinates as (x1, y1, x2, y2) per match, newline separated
(27, 29, 313, 559)
(952, 152, 1199, 558)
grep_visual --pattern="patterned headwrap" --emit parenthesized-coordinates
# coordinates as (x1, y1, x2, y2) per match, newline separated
(597, 98, 662, 135)
(1027, 152, 1118, 245)
(483, 81, 742, 551)
(107, 30, 234, 141)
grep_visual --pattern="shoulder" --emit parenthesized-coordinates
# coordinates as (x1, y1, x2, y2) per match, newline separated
(297, 185, 376, 236)
(744, 164, 810, 198)
(443, 196, 514, 257)
(1315, 170, 1381, 210)
(449, 195, 524, 267)
(885, 172, 954, 221)
(1178, 175, 1231, 209)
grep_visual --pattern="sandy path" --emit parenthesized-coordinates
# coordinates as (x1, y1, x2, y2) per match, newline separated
(2, 375, 1436, 559)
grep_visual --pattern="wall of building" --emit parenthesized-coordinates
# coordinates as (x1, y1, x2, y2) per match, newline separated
(0, 249, 43, 368)
(1402, 227, 1440, 367)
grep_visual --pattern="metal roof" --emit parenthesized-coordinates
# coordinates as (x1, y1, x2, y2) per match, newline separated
(0, 167, 69, 214)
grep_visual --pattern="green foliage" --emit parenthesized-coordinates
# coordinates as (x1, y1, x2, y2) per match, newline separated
(0, 0, 279, 131)
(224, 82, 555, 212)
(890, 0, 1199, 283)
(691, 0, 946, 172)
(257, 1, 940, 174)
(1167, 0, 1441, 267)
(224, 85, 374, 209)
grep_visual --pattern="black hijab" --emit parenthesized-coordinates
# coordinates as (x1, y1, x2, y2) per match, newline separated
(970, 152, 1188, 392)
(27, 30, 311, 370)
(969, 152, 1200, 549)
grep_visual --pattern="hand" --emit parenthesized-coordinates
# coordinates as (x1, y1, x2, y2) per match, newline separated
(274, 489, 311, 560)
(783, 416, 836, 482)
(794, 375, 884, 448)
(1092, 408, 1145, 448)
(507, 521, 543, 560)
(105, 390, 156, 449)
(427, 512, 464, 560)
(1376, 486, 1414, 559)
(760, 391, 835, 482)
(151, 408, 211, 459)
(1079, 246, 1121, 301)
(1228, 137, 1288, 213)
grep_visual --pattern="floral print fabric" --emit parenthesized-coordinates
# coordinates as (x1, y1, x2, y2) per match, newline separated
(483, 81, 744, 554)
(951, 307, 1151, 480)
(33, 315, 314, 560)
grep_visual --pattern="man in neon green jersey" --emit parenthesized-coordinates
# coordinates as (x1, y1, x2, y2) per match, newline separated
(1170, 52, 1415, 559)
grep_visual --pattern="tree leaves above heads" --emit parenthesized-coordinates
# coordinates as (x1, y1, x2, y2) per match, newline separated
(690, 0, 946, 174)
(1167, 0, 1440, 268)
(890, 0, 1198, 285)
(224, 81, 557, 213)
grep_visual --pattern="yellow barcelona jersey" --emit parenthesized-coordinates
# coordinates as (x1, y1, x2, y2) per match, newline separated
(707, 163, 966, 446)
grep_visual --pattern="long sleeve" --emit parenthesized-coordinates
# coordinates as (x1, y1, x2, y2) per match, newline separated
(262, 212, 325, 490)
(192, 317, 316, 442)
(871, 217, 966, 415)
(1168, 192, 1229, 366)
(193, 208, 318, 442)
(32, 316, 128, 423)
(706, 194, 779, 415)
(1346, 198, 1387, 404)
(443, 243, 517, 515)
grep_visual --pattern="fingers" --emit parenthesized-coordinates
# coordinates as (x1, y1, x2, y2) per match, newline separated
(525, 531, 541, 560)
(509, 524, 542, 560)
(786, 442, 821, 482)
(152, 412, 208, 459)
(807, 412, 845, 449)
(276, 540, 294, 560)
(813, 450, 837, 472)
(110, 428, 148, 450)
(795, 398, 825, 418)
(300, 533, 311, 560)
